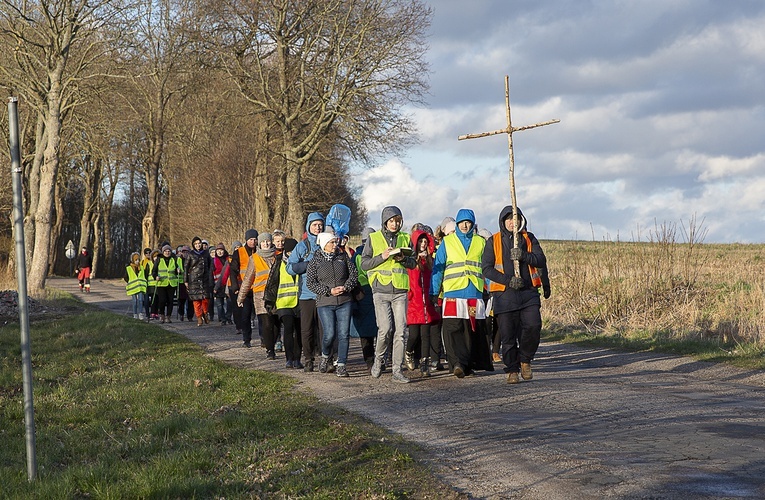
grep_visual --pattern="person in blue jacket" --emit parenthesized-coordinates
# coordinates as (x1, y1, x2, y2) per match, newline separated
(287, 212, 325, 372)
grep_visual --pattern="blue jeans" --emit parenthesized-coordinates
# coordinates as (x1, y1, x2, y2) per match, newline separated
(131, 292, 145, 315)
(215, 295, 231, 322)
(318, 301, 352, 365)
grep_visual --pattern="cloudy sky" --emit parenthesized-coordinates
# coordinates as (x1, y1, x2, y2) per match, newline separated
(352, 0, 765, 243)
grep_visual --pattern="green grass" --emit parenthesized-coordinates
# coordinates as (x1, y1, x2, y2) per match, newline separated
(1, 306, 462, 499)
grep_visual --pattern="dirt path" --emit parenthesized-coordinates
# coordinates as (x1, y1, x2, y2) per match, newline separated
(52, 277, 765, 499)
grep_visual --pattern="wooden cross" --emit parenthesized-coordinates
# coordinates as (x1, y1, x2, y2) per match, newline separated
(458, 75, 559, 283)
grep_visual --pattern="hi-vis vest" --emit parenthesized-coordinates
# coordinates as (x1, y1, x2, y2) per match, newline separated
(145, 261, 157, 288)
(172, 256, 184, 287)
(355, 253, 369, 287)
(125, 265, 147, 295)
(442, 233, 485, 293)
(488, 231, 542, 292)
(367, 231, 410, 289)
(156, 258, 178, 287)
(238, 247, 269, 293)
(275, 262, 299, 309)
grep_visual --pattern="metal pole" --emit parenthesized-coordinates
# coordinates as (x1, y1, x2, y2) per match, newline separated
(8, 97, 37, 481)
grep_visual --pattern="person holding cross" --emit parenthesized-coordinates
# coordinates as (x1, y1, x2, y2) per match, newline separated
(481, 206, 548, 384)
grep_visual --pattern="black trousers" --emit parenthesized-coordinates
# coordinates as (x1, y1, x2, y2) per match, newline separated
(496, 305, 542, 373)
(299, 299, 322, 362)
(230, 290, 242, 331)
(258, 313, 276, 352)
(240, 292, 255, 343)
(281, 314, 302, 362)
(408, 323, 439, 361)
(155, 285, 175, 317)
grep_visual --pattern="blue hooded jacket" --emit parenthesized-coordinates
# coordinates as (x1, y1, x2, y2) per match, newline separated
(431, 209, 483, 299)
(287, 212, 325, 300)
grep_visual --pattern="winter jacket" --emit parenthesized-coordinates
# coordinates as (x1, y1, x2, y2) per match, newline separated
(306, 248, 358, 308)
(76, 251, 92, 270)
(211, 253, 230, 297)
(481, 205, 547, 314)
(407, 230, 440, 325)
(185, 249, 212, 301)
(359, 206, 417, 294)
(286, 212, 325, 300)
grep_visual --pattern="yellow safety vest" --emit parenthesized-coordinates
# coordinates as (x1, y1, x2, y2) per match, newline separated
(367, 231, 410, 290)
(125, 265, 146, 295)
(156, 258, 178, 287)
(355, 253, 369, 287)
(442, 232, 485, 293)
(275, 262, 299, 309)
(145, 261, 157, 287)
(172, 256, 184, 287)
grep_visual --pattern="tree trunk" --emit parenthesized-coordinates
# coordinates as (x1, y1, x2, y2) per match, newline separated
(284, 155, 305, 237)
(142, 130, 163, 250)
(50, 179, 65, 275)
(23, 115, 45, 269)
(27, 86, 64, 296)
(92, 211, 101, 278)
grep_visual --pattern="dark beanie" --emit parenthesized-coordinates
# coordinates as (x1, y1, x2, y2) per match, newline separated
(283, 238, 299, 253)
(244, 228, 258, 241)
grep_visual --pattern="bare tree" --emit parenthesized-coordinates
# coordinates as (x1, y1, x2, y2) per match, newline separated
(209, 0, 430, 235)
(112, 0, 198, 251)
(0, 0, 122, 294)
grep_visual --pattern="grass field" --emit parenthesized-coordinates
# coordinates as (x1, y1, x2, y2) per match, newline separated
(539, 230, 765, 369)
(0, 303, 462, 499)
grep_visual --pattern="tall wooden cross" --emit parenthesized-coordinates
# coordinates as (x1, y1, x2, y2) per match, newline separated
(458, 75, 559, 283)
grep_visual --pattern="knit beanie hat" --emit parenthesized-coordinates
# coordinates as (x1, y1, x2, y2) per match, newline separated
(316, 232, 337, 250)
(215, 242, 225, 250)
(283, 238, 299, 253)
(244, 228, 258, 241)
(161, 244, 172, 252)
(258, 232, 273, 244)
(232, 240, 242, 250)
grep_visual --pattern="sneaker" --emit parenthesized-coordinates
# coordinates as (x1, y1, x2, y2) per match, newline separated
(370, 359, 382, 378)
(166, 316, 172, 323)
(392, 371, 410, 384)
(327, 359, 336, 373)
(520, 362, 533, 380)
(203, 313, 209, 324)
(285, 360, 293, 369)
(507, 372, 520, 384)
(453, 364, 465, 379)
(242, 341, 251, 348)
(404, 351, 415, 371)
(492, 352, 502, 363)
(319, 356, 329, 373)
(304, 360, 314, 372)
(133, 314, 139, 319)
(293, 361, 304, 370)
(275, 341, 283, 352)
(336, 365, 349, 378)
(138, 313, 145, 321)
(266, 350, 276, 360)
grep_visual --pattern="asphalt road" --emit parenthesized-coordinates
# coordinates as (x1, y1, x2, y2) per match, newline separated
(51, 277, 765, 499)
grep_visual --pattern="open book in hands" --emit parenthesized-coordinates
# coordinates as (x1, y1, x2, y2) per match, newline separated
(388, 247, 414, 257)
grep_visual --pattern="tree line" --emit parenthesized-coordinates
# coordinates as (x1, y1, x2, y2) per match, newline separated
(0, 0, 431, 293)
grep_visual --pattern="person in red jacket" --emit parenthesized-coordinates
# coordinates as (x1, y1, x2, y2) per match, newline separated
(405, 228, 440, 376)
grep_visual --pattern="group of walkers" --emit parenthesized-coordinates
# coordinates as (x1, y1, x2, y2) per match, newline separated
(122, 203, 551, 385)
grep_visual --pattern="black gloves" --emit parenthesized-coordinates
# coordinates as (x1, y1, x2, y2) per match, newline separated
(543, 286, 551, 299)
(508, 276, 525, 290)
(509, 247, 525, 261)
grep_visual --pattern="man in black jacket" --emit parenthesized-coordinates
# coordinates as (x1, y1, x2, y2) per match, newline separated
(481, 206, 549, 384)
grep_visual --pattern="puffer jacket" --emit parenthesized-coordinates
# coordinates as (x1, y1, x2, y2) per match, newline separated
(185, 250, 212, 301)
